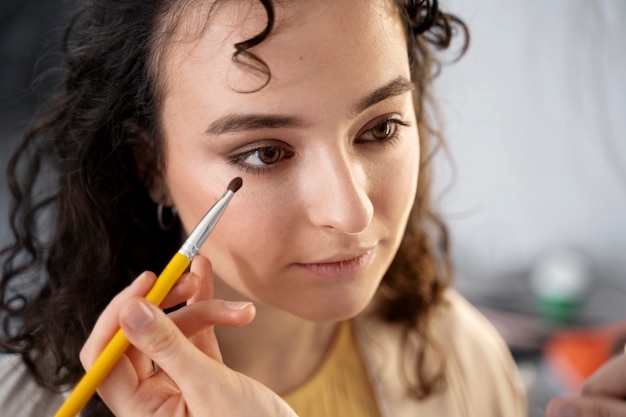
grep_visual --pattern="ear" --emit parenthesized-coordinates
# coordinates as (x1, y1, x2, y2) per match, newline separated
(147, 175, 174, 206)
(128, 125, 174, 206)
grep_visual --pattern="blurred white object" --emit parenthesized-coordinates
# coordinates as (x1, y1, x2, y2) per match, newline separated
(529, 248, 591, 322)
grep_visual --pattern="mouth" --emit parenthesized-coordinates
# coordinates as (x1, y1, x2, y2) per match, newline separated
(295, 249, 375, 279)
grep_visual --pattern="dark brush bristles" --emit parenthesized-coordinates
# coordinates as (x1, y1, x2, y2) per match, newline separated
(228, 177, 243, 193)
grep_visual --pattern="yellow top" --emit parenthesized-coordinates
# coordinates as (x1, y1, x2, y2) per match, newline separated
(282, 321, 381, 417)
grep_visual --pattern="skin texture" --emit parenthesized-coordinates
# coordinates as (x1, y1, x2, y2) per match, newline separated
(546, 353, 626, 417)
(81, 0, 421, 412)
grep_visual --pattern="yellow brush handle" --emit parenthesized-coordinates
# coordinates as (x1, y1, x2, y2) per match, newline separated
(54, 252, 191, 417)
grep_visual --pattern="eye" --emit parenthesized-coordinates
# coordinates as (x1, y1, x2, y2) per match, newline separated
(250, 147, 283, 165)
(229, 145, 294, 172)
(371, 121, 395, 140)
(358, 118, 410, 143)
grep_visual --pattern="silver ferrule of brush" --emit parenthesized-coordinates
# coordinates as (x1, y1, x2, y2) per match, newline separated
(178, 189, 235, 259)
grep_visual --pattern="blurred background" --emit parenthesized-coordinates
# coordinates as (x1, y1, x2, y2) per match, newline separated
(1, 1, 625, 416)
(0, 0, 74, 244)
(432, 1, 626, 415)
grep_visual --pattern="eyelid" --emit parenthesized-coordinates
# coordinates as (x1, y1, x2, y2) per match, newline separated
(357, 114, 409, 136)
(355, 115, 411, 144)
(226, 141, 295, 173)
(226, 138, 292, 162)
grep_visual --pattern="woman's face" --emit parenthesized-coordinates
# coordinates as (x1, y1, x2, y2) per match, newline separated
(158, 0, 419, 321)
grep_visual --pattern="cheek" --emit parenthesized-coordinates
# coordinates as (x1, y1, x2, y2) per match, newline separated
(401, 140, 420, 205)
(164, 167, 224, 237)
(371, 137, 420, 221)
(197, 186, 296, 292)
(161, 137, 244, 238)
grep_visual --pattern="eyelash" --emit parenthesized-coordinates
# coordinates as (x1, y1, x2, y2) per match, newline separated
(227, 146, 295, 175)
(357, 118, 410, 145)
(226, 117, 411, 174)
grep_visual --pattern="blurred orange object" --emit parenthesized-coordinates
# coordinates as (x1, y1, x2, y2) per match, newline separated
(543, 320, 626, 392)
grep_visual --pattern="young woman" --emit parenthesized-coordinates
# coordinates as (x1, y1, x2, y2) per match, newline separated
(0, 0, 527, 416)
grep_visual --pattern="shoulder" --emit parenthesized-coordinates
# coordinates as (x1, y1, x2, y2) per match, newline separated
(438, 288, 517, 360)
(0, 354, 65, 417)
(355, 288, 527, 417)
(439, 289, 528, 382)
(433, 288, 528, 415)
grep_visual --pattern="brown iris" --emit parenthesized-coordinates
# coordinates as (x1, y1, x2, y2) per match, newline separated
(370, 121, 393, 140)
(258, 147, 282, 165)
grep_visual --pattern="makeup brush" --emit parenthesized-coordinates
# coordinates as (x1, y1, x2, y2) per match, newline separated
(54, 177, 243, 417)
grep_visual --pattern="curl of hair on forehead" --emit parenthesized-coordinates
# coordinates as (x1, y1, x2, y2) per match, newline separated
(149, 0, 274, 102)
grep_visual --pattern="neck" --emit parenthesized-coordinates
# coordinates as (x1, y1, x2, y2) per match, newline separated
(213, 281, 339, 395)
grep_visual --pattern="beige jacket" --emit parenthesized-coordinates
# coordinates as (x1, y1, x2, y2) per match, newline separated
(0, 289, 527, 417)
(354, 289, 528, 417)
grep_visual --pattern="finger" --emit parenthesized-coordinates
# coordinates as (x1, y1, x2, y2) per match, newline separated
(188, 255, 214, 304)
(118, 298, 250, 404)
(170, 300, 256, 336)
(122, 344, 156, 381)
(127, 299, 249, 380)
(98, 348, 179, 416)
(159, 255, 212, 310)
(160, 270, 200, 310)
(121, 297, 255, 363)
(80, 271, 156, 368)
(183, 255, 220, 358)
(81, 269, 197, 378)
(169, 300, 255, 361)
(546, 395, 626, 417)
(581, 354, 626, 398)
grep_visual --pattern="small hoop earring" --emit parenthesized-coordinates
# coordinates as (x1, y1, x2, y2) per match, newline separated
(157, 199, 178, 231)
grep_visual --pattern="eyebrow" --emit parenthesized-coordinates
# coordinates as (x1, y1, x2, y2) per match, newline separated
(351, 76, 415, 116)
(206, 113, 306, 135)
(205, 76, 414, 135)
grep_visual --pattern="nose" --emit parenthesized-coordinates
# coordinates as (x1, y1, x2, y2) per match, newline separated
(302, 151, 374, 235)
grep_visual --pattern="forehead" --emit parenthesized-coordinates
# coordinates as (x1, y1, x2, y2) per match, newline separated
(158, 0, 409, 115)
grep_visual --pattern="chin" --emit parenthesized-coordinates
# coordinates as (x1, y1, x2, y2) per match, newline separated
(290, 291, 377, 323)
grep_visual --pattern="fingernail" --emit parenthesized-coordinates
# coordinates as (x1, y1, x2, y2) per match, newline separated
(125, 300, 155, 331)
(225, 301, 252, 310)
(179, 272, 197, 284)
(175, 272, 198, 291)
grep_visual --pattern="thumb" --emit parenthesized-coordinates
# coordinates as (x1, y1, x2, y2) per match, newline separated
(118, 298, 243, 400)
(120, 298, 185, 364)
(119, 298, 299, 417)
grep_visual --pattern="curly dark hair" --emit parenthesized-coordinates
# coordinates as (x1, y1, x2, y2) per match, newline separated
(0, 0, 468, 415)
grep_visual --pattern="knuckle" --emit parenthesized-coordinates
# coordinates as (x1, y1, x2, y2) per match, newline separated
(142, 322, 181, 361)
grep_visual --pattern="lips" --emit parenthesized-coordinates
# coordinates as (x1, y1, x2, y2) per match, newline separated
(295, 249, 375, 279)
